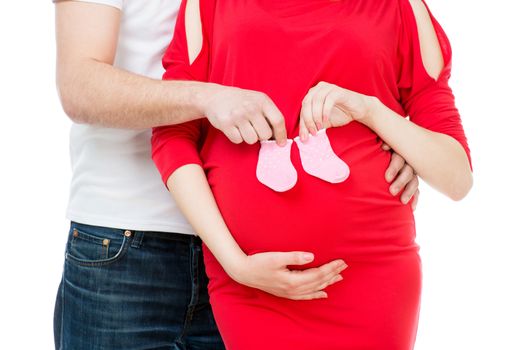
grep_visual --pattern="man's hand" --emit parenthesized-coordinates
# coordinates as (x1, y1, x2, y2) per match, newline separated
(382, 142, 420, 210)
(201, 85, 288, 146)
(230, 252, 347, 300)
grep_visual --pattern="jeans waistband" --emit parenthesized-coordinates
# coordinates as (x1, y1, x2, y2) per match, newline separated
(70, 221, 201, 245)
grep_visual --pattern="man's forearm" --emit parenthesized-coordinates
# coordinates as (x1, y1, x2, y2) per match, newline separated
(57, 58, 215, 129)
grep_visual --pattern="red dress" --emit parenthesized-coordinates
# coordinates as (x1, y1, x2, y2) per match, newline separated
(152, 1, 471, 349)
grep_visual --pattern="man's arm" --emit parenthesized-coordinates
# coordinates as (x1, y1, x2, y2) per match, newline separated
(55, 1, 215, 129)
(55, 1, 288, 145)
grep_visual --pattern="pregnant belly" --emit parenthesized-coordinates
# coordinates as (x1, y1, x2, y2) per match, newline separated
(202, 123, 417, 264)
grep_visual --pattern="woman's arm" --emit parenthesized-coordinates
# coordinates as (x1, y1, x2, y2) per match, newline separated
(152, 0, 346, 300)
(364, 98, 472, 200)
(299, 0, 472, 201)
(167, 164, 347, 300)
(301, 84, 472, 200)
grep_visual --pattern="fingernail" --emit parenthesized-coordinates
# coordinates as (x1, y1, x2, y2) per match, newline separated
(386, 172, 394, 182)
(402, 195, 413, 205)
(303, 253, 314, 262)
(390, 186, 399, 195)
(279, 139, 287, 147)
(335, 275, 344, 282)
(316, 122, 322, 129)
(321, 292, 328, 299)
(310, 128, 317, 136)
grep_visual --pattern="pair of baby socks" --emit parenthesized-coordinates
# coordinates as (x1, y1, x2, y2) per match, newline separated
(256, 129, 350, 192)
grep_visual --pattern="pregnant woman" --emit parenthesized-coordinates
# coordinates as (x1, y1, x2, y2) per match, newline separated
(152, 0, 473, 349)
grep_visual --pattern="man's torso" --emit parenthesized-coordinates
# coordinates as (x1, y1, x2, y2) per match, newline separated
(66, 0, 193, 233)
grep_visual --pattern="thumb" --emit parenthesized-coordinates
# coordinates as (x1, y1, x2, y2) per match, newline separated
(381, 141, 391, 151)
(273, 251, 315, 267)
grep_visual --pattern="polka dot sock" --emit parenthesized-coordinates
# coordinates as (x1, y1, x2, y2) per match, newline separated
(294, 129, 350, 184)
(256, 139, 298, 192)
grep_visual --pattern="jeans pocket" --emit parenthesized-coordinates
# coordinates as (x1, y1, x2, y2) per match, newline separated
(65, 224, 130, 267)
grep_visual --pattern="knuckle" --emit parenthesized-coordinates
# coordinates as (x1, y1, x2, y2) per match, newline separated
(232, 137, 243, 144)
(229, 108, 243, 120)
(302, 97, 312, 105)
(271, 119, 283, 128)
(257, 93, 269, 104)
(285, 280, 297, 290)
(218, 118, 231, 128)
(245, 104, 259, 115)
(244, 137, 257, 145)
(316, 270, 326, 280)
(282, 287, 294, 297)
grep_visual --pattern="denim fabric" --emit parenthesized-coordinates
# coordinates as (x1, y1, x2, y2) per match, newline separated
(54, 222, 224, 350)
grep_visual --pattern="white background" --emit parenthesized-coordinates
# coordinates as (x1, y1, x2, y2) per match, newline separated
(0, 1, 515, 349)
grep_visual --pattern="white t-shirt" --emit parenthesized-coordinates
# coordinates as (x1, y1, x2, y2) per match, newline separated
(61, 0, 195, 234)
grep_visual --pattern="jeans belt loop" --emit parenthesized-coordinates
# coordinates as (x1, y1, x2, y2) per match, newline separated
(130, 231, 144, 249)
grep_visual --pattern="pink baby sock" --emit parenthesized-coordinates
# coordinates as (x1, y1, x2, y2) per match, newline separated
(256, 139, 298, 192)
(294, 129, 350, 184)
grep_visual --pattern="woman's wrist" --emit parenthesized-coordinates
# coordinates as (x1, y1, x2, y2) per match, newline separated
(357, 95, 382, 129)
(215, 242, 249, 283)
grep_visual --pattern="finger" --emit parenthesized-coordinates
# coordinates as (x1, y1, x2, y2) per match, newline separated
(411, 189, 420, 211)
(299, 117, 310, 142)
(262, 99, 287, 146)
(272, 251, 315, 266)
(312, 85, 332, 130)
(327, 107, 350, 128)
(322, 110, 333, 129)
(400, 175, 419, 205)
(381, 142, 391, 151)
(286, 259, 347, 294)
(293, 266, 345, 294)
(224, 126, 244, 144)
(315, 273, 343, 291)
(250, 113, 274, 141)
(322, 89, 339, 125)
(385, 152, 405, 183)
(290, 291, 328, 301)
(237, 121, 259, 145)
(389, 164, 414, 196)
(300, 90, 317, 135)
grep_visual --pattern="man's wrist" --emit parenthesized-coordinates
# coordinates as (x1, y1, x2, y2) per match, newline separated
(162, 80, 217, 123)
(188, 81, 220, 118)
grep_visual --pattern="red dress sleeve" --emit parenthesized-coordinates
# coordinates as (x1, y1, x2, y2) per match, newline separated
(398, 0, 472, 170)
(151, 0, 215, 186)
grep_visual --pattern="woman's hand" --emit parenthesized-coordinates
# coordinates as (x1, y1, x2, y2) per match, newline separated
(168, 165, 347, 301)
(228, 251, 348, 300)
(299, 82, 420, 209)
(299, 81, 377, 141)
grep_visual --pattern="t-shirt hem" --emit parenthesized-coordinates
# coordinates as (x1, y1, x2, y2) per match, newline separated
(66, 210, 196, 235)
(52, 0, 123, 10)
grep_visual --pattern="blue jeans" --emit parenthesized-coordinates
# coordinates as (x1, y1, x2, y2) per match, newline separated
(53, 222, 224, 350)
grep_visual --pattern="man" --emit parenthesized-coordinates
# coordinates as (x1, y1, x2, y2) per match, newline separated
(53, 1, 420, 349)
